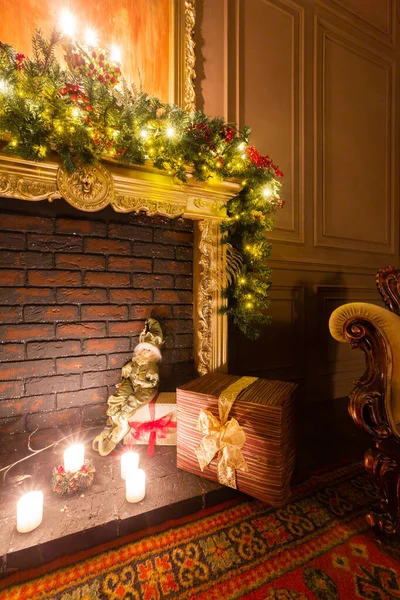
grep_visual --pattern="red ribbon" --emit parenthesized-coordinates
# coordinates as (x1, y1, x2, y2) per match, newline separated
(128, 397, 176, 456)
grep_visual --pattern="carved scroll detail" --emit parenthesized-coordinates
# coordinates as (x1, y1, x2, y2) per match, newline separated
(113, 195, 184, 217)
(344, 317, 400, 536)
(376, 266, 400, 315)
(184, 0, 196, 113)
(193, 196, 225, 212)
(0, 173, 60, 201)
(196, 220, 215, 374)
(365, 446, 400, 535)
(194, 220, 227, 375)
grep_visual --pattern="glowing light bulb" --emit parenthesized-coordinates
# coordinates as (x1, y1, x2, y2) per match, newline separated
(71, 107, 80, 118)
(238, 142, 246, 151)
(0, 79, 7, 93)
(246, 302, 253, 309)
(59, 9, 76, 37)
(263, 187, 272, 198)
(166, 127, 175, 138)
(85, 27, 98, 47)
(110, 44, 122, 63)
(239, 278, 246, 284)
(140, 129, 148, 139)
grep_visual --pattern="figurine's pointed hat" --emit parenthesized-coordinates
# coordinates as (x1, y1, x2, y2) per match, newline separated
(138, 318, 164, 350)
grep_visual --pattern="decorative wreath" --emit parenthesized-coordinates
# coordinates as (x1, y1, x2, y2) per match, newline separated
(51, 459, 96, 496)
(0, 31, 285, 339)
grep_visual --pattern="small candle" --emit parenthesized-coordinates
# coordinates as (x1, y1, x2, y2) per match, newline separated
(64, 444, 84, 473)
(121, 452, 139, 480)
(17, 491, 43, 533)
(125, 469, 146, 503)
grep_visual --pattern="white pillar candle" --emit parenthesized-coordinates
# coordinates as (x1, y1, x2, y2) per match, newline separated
(125, 469, 146, 503)
(17, 491, 43, 533)
(121, 452, 139, 480)
(64, 444, 85, 472)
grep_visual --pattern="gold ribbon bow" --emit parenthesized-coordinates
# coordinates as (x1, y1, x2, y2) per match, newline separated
(195, 376, 257, 489)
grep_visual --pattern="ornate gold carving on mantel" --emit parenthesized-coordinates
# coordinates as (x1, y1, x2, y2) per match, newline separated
(57, 164, 115, 212)
(193, 220, 228, 374)
(0, 172, 60, 201)
(184, 0, 196, 113)
(0, 154, 241, 220)
(113, 195, 185, 218)
(192, 196, 226, 215)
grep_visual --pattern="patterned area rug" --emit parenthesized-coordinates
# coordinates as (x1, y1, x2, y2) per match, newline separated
(1, 460, 400, 600)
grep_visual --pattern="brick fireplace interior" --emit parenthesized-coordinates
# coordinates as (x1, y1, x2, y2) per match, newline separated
(0, 196, 196, 438)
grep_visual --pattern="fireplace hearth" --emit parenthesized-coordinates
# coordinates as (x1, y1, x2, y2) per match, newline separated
(0, 432, 240, 576)
(0, 155, 242, 575)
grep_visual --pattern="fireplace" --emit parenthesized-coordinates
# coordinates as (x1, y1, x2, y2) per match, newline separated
(0, 154, 240, 438)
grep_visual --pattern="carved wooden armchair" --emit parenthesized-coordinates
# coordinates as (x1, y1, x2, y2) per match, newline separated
(329, 266, 400, 536)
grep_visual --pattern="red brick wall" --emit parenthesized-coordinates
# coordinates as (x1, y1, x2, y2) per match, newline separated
(0, 204, 195, 435)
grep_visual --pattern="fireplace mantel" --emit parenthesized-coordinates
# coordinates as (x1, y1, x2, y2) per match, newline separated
(0, 152, 242, 375)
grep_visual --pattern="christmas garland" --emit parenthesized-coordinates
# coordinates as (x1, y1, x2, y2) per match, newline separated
(0, 30, 284, 339)
(51, 459, 95, 495)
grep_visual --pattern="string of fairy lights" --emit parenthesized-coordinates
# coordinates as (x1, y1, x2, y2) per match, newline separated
(0, 10, 284, 339)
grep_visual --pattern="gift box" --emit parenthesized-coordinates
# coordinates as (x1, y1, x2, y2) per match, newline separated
(125, 392, 177, 455)
(177, 373, 297, 506)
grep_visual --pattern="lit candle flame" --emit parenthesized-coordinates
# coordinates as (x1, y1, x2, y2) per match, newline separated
(85, 27, 98, 47)
(59, 9, 76, 37)
(110, 44, 122, 63)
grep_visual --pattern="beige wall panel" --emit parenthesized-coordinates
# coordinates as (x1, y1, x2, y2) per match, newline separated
(199, 0, 400, 401)
(229, 285, 305, 379)
(239, 0, 304, 243)
(316, 285, 383, 398)
(196, 0, 226, 116)
(315, 20, 395, 254)
(316, 0, 395, 46)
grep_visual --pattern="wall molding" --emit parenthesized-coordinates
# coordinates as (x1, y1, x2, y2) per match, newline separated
(315, 0, 395, 48)
(314, 17, 396, 254)
(226, 0, 305, 244)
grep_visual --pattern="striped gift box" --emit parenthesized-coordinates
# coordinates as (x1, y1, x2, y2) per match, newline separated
(177, 373, 297, 506)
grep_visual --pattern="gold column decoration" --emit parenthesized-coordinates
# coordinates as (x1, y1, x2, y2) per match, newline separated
(184, 0, 196, 114)
(194, 220, 228, 375)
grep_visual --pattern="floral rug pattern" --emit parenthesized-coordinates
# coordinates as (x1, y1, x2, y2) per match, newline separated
(2, 461, 400, 599)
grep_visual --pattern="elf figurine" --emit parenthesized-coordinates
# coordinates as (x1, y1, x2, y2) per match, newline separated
(93, 318, 163, 456)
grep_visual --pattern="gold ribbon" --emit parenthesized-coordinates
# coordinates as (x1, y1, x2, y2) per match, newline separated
(195, 376, 258, 489)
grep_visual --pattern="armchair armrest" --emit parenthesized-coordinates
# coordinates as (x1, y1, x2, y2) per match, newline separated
(329, 302, 400, 439)
(330, 301, 400, 536)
